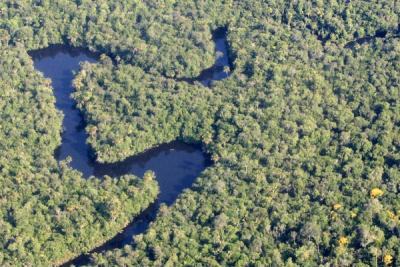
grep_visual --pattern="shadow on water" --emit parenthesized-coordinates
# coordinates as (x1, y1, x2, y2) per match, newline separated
(28, 27, 230, 266)
(177, 27, 232, 86)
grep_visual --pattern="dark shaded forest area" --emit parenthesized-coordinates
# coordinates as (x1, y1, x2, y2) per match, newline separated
(1, 0, 399, 266)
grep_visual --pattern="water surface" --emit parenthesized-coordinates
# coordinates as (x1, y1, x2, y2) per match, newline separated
(344, 28, 400, 48)
(29, 27, 230, 266)
(178, 27, 232, 86)
(29, 46, 211, 266)
(196, 27, 232, 86)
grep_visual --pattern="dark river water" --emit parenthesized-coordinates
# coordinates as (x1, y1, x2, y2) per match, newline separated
(196, 27, 231, 86)
(344, 28, 400, 48)
(28, 28, 230, 266)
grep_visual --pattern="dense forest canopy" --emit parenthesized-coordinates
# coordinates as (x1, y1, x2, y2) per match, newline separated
(1, 0, 399, 266)
(0, 47, 159, 265)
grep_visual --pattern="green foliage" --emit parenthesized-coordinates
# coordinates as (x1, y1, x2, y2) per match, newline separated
(0, 47, 159, 266)
(1, 0, 400, 266)
(73, 59, 216, 163)
(0, 0, 219, 78)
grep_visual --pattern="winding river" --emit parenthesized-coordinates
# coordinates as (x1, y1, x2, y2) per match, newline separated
(28, 28, 230, 266)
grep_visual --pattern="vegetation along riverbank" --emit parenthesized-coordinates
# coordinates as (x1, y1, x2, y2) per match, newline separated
(0, 1, 399, 266)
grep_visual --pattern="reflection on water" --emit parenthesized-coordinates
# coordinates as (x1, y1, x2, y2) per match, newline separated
(28, 47, 209, 199)
(197, 27, 232, 86)
(28, 27, 230, 266)
(177, 27, 232, 86)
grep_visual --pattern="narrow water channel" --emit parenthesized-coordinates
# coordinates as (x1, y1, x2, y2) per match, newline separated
(196, 27, 232, 86)
(28, 28, 231, 266)
(344, 28, 400, 48)
(178, 27, 232, 86)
